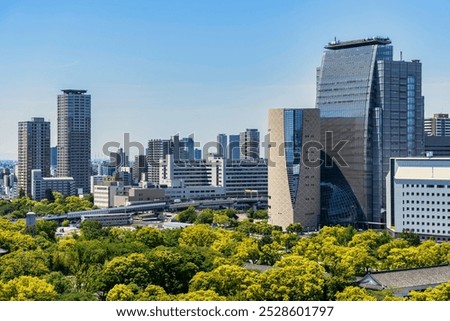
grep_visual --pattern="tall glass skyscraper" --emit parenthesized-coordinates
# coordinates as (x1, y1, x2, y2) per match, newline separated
(228, 135, 240, 161)
(57, 89, 91, 194)
(317, 37, 424, 225)
(268, 108, 320, 230)
(217, 134, 228, 159)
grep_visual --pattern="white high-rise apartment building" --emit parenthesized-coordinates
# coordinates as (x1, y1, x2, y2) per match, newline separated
(57, 89, 91, 193)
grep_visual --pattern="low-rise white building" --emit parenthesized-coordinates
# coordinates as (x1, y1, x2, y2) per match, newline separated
(81, 213, 132, 226)
(31, 169, 76, 200)
(386, 157, 450, 242)
(93, 181, 120, 208)
(159, 154, 267, 199)
(162, 185, 226, 200)
(113, 187, 166, 206)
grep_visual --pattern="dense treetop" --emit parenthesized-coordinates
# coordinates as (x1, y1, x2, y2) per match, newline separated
(1, 202, 450, 301)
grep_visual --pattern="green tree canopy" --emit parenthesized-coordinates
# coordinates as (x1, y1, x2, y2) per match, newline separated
(178, 224, 218, 248)
(80, 220, 110, 240)
(176, 290, 226, 301)
(286, 223, 303, 235)
(137, 284, 171, 301)
(189, 265, 259, 298)
(0, 276, 57, 301)
(101, 253, 150, 292)
(135, 227, 163, 248)
(335, 286, 377, 301)
(0, 249, 50, 281)
(176, 206, 197, 223)
(106, 284, 136, 301)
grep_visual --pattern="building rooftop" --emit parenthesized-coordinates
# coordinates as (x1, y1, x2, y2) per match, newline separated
(431, 113, 449, 118)
(359, 265, 450, 294)
(392, 157, 450, 180)
(42, 177, 75, 181)
(395, 166, 450, 180)
(325, 37, 391, 50)
(31, 117, 46, 122)
(61, 89, 88, 94)
(162, 222, 192, 229)
(243, 263, 275, 273)
(394, 157, 450, 161)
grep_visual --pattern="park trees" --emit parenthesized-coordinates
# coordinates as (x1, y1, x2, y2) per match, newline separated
(189, 265, 259, 299)
(0, 229, 36, 252)
(135, 226, 163, 248)
(409, 281, 450, 301)
(80, 220, 110, 240)
(101, 253, 150, 292)
(137, 284, 171, 301)
(286, 223, 303, 235)
(335, 286, 377, 301)
(176, 290, 226, 301)
(0, 276, 57, 301)
(106, 284, 136, 301)
(238, 256, 327, 301)
(176, 206, 197, 223)
(146, 247, 200, 294)
(178, 224, 218, 248)
(0, 249, 50, 281)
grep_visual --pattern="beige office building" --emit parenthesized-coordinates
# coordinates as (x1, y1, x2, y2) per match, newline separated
(268, 108, 320, 230)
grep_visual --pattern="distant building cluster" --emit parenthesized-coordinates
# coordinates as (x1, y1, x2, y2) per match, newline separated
(3, 36, 450, 242)
(9, 89, 91, 200)
(92, 129, 267, 209)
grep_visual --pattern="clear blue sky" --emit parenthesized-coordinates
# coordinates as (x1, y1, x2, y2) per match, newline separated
(1, 0, 450, 159)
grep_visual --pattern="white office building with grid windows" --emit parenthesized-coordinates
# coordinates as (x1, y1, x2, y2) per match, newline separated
(386, 157, 450, 242)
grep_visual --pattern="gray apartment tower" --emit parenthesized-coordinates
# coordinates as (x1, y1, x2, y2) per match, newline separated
(424, 113, 450, 136)
(268, 108, 321, 230)
(240, 129, 260, 160)
(146, 139, 171, 185)
(57, 89, 91, 194)
(317, 37, 424, 226)
(17, 117, 51, 196)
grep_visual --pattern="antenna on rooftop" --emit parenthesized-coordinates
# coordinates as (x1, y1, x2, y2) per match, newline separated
(400, 51, 403, 61)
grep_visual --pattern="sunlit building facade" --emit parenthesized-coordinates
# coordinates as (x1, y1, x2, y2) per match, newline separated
(268, 108, 320, 230)
(17, 117, 51, 196)
(317, 37, 424, 226)
(57, 89, 91, 193)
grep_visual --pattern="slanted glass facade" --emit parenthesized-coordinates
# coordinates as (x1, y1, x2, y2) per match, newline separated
(284, 109, 303, 205)
(317, 38, 424, 226)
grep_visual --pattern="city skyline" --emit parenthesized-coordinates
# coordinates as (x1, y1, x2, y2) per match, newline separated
(1, 0, 450, 159)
